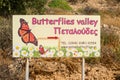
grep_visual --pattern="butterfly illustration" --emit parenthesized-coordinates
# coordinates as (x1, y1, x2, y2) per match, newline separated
(39, 45, 49, 54)
(18, 18, 38, 46)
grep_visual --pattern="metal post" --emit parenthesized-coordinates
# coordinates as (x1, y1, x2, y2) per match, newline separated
(82, 57, 85, 80)
(25, 58, 29, 80)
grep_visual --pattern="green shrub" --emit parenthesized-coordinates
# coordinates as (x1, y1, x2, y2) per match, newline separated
(0, 0, 26, 16)
(0, 0, 47, 16)
(25, 0, 47, 14)
(49, 0, 72, 11)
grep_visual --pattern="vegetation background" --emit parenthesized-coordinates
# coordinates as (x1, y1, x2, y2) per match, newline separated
(0, 0, 120, 80)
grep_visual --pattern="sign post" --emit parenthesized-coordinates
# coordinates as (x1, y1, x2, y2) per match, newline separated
(82, 57, 85, 80)
(25, 58, 29, 80)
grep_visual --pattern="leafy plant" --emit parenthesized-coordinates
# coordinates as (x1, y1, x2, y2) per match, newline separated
(0, 0, 26, 16)
(49, 0, 72, 11)
(0, 0, 47, 16)
(25, 0, 47, 14)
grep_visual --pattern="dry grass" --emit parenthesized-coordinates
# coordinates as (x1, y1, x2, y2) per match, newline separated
(45, 8, 73, 15)
(0, 50, 10, 65)
(101, 14, 120, 27)
(0, 17, 12, 51)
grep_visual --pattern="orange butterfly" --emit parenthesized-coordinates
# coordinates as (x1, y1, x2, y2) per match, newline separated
(39, 45, 49, 54)
(18, 18, 38, 46)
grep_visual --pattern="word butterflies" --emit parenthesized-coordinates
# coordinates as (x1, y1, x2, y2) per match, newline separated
(18, 18, 38, 46)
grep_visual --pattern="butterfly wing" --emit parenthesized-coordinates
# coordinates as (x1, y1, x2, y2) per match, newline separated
(18, 18, 38, 46)
(18, 18, 30, 36)
(29, 32, 38, 46)
(39, 45, 45, 54)
(39, 45, 50, 55)
(21, 31, 38, 46)
(18, 29, 28, 37)
(20, 18, 29, 30)
(21, 33, 29, 43)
